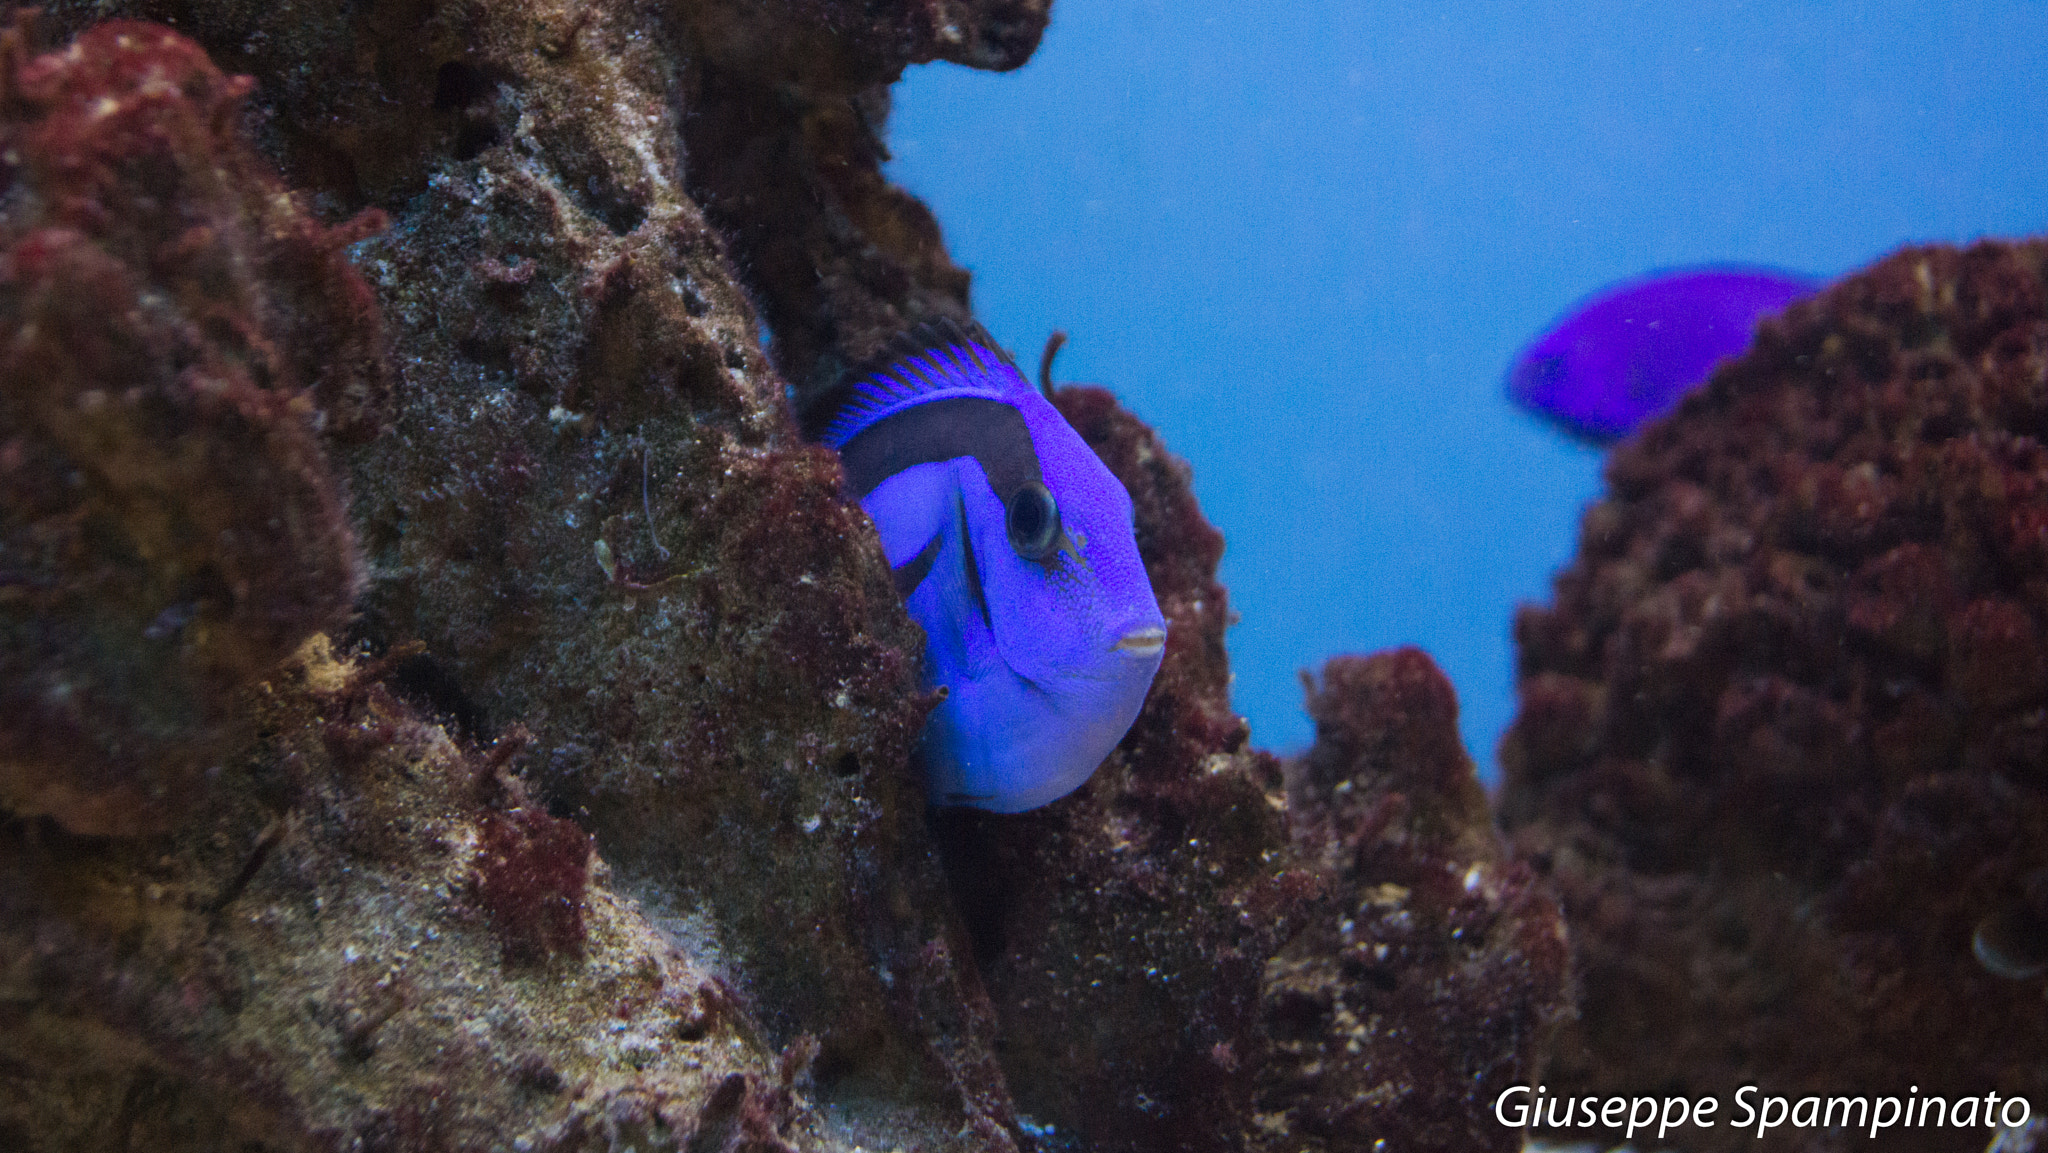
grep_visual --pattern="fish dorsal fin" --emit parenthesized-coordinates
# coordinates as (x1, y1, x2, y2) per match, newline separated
(807, 319, 1030, 447)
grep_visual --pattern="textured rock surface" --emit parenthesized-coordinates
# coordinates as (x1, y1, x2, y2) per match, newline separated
(0, 639, 823, 1151)
(0, 5, 1565, 1150)
(0, 20, 377, 835)
(1502, 240, 2048, 1152)
(1261, 650, 1570, 1153)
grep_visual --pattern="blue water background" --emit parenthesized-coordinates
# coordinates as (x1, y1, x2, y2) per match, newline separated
(886, 2, 2048, 779)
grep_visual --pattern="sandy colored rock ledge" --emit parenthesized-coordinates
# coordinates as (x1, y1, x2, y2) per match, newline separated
(1, 637, 829, 1151)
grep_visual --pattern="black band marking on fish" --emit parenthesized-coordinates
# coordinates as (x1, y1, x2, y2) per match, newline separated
(892, 532, 944, 599)
(837, 397, 1043, 503)
(955, 491, 993, 631)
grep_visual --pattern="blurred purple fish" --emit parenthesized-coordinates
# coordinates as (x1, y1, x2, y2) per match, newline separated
(1508, 267, 1822, 442)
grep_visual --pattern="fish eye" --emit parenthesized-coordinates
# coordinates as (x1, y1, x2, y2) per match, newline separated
(1006, 481, 1061, 560)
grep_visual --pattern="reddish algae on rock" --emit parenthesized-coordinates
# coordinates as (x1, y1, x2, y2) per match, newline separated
(0, 5, 1587, 1151)
(1260, 650, 1569, 1153)
(1503, 240, 2048, 1152)
(0, 18, 380, 835)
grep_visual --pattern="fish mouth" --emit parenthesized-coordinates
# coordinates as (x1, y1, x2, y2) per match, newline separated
(1112, 626, 1167, 657)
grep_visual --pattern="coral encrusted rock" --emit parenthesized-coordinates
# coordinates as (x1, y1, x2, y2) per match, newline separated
(1501, 240, 2048, 1152)
(1260, 650, 1570, 1153)
(0, 19, 380, 835)
(0, 3, 1570, 1150)
(0, 638, 824, 1151)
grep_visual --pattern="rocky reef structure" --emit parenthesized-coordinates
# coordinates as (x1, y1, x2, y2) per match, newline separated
(0, 5, 1567, 1152)
(1257, 650, 1568, 1153)
(938, 394, 1569, 1153)
(1502, 240, 2048, 1152)
(0, 20, 380, 836)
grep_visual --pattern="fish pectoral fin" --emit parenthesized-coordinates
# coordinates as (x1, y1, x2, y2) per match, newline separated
(892, 532, 945, 599)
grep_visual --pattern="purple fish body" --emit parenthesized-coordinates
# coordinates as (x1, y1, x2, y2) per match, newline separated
(810, 321, 1166, 812)
(1508, 267, 1821, 441)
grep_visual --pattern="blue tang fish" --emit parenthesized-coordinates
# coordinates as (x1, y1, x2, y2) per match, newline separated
(1508, 267, 1822, 441)
(811, 322, 1167, 812)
